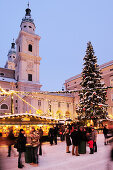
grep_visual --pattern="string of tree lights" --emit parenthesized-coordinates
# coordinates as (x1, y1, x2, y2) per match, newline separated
(76, 42, 108, 121)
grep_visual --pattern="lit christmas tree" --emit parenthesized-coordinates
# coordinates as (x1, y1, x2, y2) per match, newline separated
(77, 42, 107, 121)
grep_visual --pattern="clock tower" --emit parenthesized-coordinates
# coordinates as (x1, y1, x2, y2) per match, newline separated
(15, 4, 42, 91)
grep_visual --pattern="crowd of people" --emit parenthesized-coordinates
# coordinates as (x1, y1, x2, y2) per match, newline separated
(5, 126, 43, 168)
(0, 124, 113, 169)
(48, 124, 98, 155)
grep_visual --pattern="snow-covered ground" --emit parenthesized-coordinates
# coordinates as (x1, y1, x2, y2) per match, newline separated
(0, 134, 113, 170)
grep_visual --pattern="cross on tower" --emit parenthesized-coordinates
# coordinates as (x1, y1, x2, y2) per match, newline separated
(27, 2, 29, 8)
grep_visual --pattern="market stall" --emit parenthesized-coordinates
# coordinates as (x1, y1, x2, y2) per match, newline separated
(0, 113, 58, 137)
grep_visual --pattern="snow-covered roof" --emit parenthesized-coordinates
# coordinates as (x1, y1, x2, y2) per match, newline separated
(0, 76, 17, 83)
(0, 113, 59, 121)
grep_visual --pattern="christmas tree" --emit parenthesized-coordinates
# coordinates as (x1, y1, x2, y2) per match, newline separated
(77, 42, 107, 120)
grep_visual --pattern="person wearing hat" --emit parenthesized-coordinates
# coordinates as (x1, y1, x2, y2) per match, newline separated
(16, 129, 26, 168)
(30, 126, 40, 166)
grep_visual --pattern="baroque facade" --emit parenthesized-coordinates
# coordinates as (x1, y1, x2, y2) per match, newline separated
(0, 6, 74, 121)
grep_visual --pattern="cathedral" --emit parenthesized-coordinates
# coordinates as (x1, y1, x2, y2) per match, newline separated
(0, 5, 74, 124)
(1, 4, 113, 136)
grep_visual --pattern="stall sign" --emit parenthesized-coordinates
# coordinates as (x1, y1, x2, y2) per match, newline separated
(21, 117, 30, 121)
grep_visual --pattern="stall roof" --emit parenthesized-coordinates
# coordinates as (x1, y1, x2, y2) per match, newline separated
(0, 113, 59, 121)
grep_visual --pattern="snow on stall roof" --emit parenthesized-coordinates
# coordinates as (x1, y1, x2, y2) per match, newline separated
(0, 76, 17, 83)
(0, 113, 59, 121)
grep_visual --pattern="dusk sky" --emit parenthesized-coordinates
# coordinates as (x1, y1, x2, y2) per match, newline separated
(0, 0, 113, 91)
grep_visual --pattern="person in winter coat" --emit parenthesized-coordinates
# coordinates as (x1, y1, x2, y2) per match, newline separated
(71, 126, 80, 156)
(60, 126, 65, 141)
(30, 126, 40, 166)
(78, 126, 87, 154)
(16, 129, 26, 168)
(38, 127, 43, 155)
(53, 126, 58, 145)
(87, 132, 94, 154)
(48, 127, 54, 145)
(65, 128, 71, 153)
(103, 125, 108, 145)
(7, 128, 15, 157)
(88, 125, 93, 133)
(92, 127, 97, 152)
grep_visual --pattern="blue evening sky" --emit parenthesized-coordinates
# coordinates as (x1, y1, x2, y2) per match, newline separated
(0, 0, 113, 91)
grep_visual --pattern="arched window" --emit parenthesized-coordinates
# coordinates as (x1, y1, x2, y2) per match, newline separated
(28, 44, 32, 52)
(1, 104, 8, 110)
(0, 73, 4, 76)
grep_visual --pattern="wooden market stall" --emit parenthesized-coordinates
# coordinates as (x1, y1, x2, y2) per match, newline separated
(0, 113, 58, 137)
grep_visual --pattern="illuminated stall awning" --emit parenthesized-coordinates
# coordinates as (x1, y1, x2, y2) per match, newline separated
(0, 113, 58, 125)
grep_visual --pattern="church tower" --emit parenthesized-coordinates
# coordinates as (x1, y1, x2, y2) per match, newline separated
(15, 4, 42, 91)
(5, 40, 16, 70)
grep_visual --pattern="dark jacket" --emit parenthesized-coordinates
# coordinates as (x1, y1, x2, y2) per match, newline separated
(39, 129, 43, 138)
(7, 131, 15, 145)
(79, 130, 86, 142)
(17, 133, 26, 152)
(71, 130, 80, 146)
(39, 128, 43, 143)
(53, 127, 58, 137)
(103, 127, 108, 135)
(49, 128, 54, 137)
(66, 133, 71, 146)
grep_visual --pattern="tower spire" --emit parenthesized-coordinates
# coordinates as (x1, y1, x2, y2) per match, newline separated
(4, 40, 16, 70)
(20, 3, 35, 33)
(11, 38, 15, 49)
(27, 1, 29, 8)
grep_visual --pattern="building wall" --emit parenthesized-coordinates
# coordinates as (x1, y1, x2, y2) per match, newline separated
(0, 68, 15, 79)
(21, 93, 74, 120)
(0, 81, 18, 115)
(0, 85, 74, 120)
